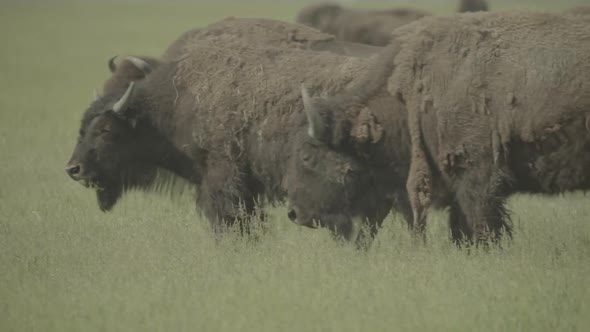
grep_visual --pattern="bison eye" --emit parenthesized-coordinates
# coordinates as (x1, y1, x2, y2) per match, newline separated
(100, 127, 111, 134)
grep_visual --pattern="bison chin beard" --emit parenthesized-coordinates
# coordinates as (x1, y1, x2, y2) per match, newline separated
(94, 166, 167, 212)
(96, 179, 123, 212)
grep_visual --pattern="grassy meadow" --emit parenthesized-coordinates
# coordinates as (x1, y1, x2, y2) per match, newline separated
(1, 1, 589, 331)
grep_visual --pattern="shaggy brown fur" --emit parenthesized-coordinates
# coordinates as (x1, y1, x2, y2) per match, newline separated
(66, 18, 385, 239)
(161, 17, 381, 60)
(296, 3, 430, 46)
(288, 11, 590, 246)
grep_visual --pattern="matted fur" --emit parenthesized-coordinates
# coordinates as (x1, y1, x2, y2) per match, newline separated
(390, 11, 590, 241)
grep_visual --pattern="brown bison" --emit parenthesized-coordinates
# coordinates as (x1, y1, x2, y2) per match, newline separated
(563, 6, 590, 16)
(295, 0, 490, 46)
(458, 0, 489, 13)
(296, 3, 429, 46)
(287, 11, 590, 245)
(65, 18, 388, 242)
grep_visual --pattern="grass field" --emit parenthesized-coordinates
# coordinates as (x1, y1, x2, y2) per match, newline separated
(1, 1, 589, 331)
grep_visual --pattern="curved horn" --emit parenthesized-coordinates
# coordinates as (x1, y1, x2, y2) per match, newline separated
(125, 56, 152, 75)
(113, 81, 135, 113)
(108, 55, 118, 73)
(93, 88, 100, 101)
(301, 84, 325, 140)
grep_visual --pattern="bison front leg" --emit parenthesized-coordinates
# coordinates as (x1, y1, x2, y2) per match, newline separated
(453, 166, 512, 247)
(354, 199, 393, 250)
(197, 163, 264, 238)
(448, 202, 473, 247)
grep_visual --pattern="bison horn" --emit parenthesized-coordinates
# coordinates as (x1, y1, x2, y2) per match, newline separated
(301, 84, 325, 140)
(93, 88, 100, 101)
(113, 81, 135, 113)
(108, 55, 118, 73)
(125, 56, 152, 75)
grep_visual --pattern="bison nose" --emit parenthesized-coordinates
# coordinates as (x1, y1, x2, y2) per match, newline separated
(66, 164, 82, 180)
(287, 209, 297, 222)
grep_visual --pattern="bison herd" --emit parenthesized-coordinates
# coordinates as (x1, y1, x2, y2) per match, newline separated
(66, 0, 590, 248)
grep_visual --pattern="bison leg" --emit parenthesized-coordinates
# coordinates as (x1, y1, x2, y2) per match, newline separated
(391, 190, 414, 230)
(448, 202, 473, 247)
(354, 199, 392, 250)
(197, 164, 264, 237)
(453, 167, 512, 246)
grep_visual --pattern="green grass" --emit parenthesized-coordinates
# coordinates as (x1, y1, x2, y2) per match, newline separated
(1, 1, 589, 331)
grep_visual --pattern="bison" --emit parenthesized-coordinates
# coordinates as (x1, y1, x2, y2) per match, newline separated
(66, 17, 390, 243)
(286, 11, 590, 246)
(458, 0, 489, 13)
(295, 0, 490, 46)
(563, 6, 590, 17)
(296, 3, 430, 46)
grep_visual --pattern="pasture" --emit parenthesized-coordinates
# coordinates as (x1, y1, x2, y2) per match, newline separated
(1, 1, 589, 331)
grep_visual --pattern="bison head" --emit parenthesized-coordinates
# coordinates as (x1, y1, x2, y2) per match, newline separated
(286, 85, 373, 241)
(66, 57, 159, 211)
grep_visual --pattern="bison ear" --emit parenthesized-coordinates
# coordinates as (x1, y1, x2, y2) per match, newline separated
(301, 84, 327, 141)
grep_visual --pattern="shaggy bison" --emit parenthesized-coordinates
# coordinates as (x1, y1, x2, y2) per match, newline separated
(296, 0, 490, 46)
(458, 0, 489, 13)
(287, 11, 590, 245)
(65, 18, 388, 242)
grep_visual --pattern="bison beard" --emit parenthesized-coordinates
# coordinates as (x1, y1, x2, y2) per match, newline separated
(96, 177, 123, 212)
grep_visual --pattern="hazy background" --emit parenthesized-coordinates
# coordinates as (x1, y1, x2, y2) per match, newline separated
(1, 1, 589, 331)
